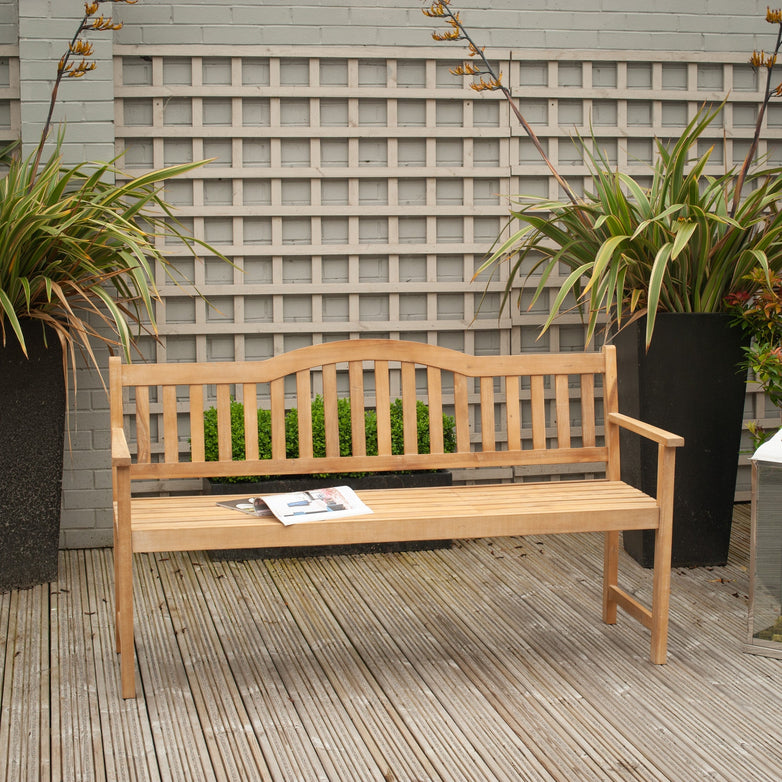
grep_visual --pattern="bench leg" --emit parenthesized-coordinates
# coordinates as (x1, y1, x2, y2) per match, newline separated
(602, 530, 619, 625)
(113, 472, 137, 699)
(113, 527, 121, 654)
(649, 521, 673, 664)
(649, 441, 676, 664)
(115, 546, 136, 699)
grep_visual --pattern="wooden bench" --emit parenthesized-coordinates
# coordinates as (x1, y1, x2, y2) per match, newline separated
(110, 339, 683, 699)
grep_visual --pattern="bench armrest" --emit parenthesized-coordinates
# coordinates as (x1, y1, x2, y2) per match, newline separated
(608, 412, 684, 448)
(112, 427, 132, 467)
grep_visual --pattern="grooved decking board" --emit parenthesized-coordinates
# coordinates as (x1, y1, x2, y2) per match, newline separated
(2, 506, 782, 781)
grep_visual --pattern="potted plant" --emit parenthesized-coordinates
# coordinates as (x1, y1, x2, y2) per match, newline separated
(729, 267, 782, 449)
(0, 1, 227, 590)
(424, 2, 782, 565)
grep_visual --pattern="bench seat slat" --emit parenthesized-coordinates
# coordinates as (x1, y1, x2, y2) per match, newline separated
(128, 480, 659, 553)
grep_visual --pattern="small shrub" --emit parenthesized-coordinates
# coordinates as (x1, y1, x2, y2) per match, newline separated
(728, 267, 782, 449)
(201, 395, 456, 481)
(286, 396, 355, 459)
(202, 401, 273, 482)
(385, 398, 457, 456)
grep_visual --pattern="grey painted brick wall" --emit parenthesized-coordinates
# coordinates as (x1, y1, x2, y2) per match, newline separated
(112, 0, 775, 52)
(0, 0, 16, 46)
(18, 0, 115, 162)
(60, 346, 113, 549)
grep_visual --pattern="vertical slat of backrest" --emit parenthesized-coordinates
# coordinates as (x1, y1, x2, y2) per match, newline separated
(322, 363, 340, 458)
(603, 346, 621, 481)
(505, 375, 521, 451)
(216, 384, 232, 461)
(349, 361, 366, 457)
(531, 374, 547, 450)
(555, 374, 571, 449)
(242, 383, 259, 460)
(375, 360, 392, 455)
(135, 385, 151, 463)
(162, 385, 179, 463)
(401, 361, 418, 454)
(296, 370, 313, 459)
(189, 384, 206, 462)
(480, 376, 496, 452)
(580, 373, 596, 447)
(427, 366, 444, 454)
(270, 377, 286, 460)
(453, 373, 470, 453)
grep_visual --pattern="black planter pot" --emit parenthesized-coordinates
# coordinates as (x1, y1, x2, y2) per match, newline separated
(207, 470, 453, 560)
(614, 313, 748, 568)
(0, 323, 66, 591)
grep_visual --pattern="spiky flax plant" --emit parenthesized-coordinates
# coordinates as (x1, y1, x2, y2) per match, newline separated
(0, 0, 226, 379)
(424, 2, 782, 348)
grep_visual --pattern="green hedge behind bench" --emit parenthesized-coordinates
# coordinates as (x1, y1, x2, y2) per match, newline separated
(202, 396, 457, 483)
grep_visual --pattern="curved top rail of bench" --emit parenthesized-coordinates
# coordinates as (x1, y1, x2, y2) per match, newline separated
(111, 339, 612, 386)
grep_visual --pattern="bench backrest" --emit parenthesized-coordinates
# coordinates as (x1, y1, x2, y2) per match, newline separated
(109, 339, 620, 482)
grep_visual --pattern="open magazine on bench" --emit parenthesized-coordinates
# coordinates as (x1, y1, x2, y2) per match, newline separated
(216, 485, 373, 526)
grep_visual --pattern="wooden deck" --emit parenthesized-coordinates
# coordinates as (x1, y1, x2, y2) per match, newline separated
(2, 504, 781, 781)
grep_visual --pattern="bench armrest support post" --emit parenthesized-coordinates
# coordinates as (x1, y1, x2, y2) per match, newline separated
(112, 423, 136, 698)
(605, 410, 683, 663)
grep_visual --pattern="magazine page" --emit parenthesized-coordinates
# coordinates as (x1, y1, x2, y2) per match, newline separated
(261, 486, 373, 526)
(216, 496, 274, 517)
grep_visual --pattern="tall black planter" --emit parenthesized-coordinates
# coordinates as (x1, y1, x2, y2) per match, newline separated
(614, 313, 748, 568)
(0, 324, 66, 591)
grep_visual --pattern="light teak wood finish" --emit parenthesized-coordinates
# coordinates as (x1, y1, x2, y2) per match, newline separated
(110, 339, 683, 699)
